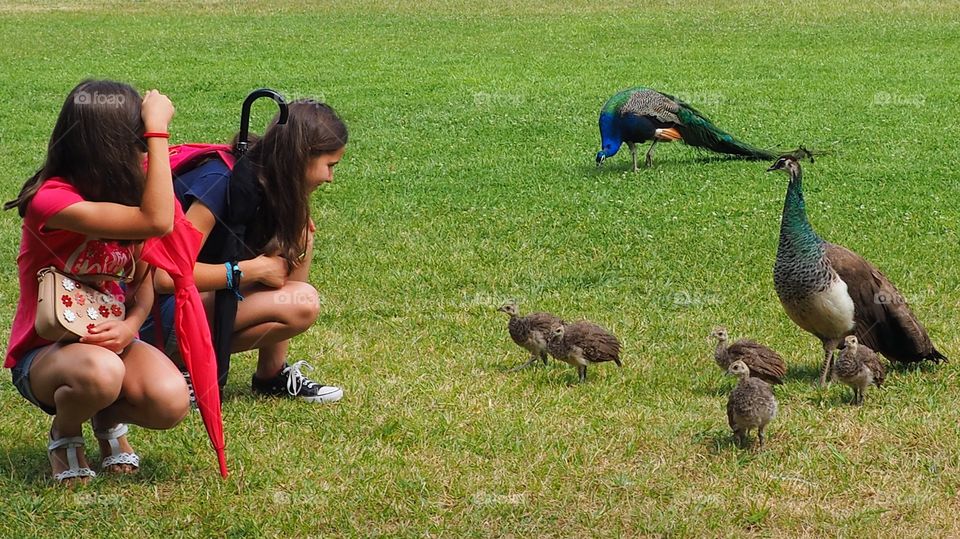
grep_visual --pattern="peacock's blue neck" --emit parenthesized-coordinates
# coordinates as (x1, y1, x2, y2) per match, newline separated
(598, 113, 622, 158)
(778, 171, 824, 261)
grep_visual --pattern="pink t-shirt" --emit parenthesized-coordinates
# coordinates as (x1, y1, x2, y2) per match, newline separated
(5, 178, 136, 368)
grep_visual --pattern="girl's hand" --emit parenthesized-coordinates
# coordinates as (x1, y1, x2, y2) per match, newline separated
(247, 255, 288, 288)
(141, 90, 175, 133)
(80, 320, 138, 354)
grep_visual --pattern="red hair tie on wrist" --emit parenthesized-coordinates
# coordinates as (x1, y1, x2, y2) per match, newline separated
(143, 132, 170, 139)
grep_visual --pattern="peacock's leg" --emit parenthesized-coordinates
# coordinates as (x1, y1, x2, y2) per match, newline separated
(540, 351, 548, 365)
(577, 365, 587, 383)
(509, 355, 540, 372)
(627, 142, 638, 172)
(757, 426, 765, 449)
(645, 140, 659, 167)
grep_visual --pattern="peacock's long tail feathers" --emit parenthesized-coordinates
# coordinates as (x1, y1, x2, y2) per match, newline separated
(674, 107, 777, 160)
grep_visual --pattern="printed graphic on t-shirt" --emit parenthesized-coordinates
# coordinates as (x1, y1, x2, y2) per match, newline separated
(64, 238, 135, 279)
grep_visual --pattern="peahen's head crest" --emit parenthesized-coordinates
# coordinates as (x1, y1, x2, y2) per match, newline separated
(767, 147, 814, 175)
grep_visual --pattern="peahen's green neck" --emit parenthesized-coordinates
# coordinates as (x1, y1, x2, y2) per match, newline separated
(778, 167, 824, 259)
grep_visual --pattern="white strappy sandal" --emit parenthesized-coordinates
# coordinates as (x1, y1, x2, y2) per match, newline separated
(47, 435, 97, 483)
(93, 423, 140, 472)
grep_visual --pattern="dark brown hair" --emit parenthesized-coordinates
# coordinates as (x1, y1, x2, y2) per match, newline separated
(238, 99, 348, 268)
(4, 80, 147, 216)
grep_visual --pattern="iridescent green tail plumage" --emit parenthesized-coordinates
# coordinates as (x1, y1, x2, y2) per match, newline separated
(675, 106, 777, 160)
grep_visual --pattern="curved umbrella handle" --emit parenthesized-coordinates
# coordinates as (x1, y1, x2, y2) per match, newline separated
(237, 88, 289, 155)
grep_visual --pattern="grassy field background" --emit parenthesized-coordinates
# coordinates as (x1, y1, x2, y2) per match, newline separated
(1, 0, 959, 536)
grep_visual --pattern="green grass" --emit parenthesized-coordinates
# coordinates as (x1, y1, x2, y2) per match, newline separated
(1, 0, 959, 536)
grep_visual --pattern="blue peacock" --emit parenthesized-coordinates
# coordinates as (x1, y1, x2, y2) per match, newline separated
(596, 87, 776, 170)
(770, 150, 946, 385)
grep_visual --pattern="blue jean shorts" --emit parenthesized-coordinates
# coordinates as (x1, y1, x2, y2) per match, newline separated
(139, 294, 180, 359)
(11, 346, 57, 415)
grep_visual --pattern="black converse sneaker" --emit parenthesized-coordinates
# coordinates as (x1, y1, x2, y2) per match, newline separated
(181, 371, 198, 410)
(251, 361, 343, 403)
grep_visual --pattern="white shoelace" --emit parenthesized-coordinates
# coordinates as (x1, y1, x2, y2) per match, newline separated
(183, 372, 197, 405)
(286, 360, 319, 396)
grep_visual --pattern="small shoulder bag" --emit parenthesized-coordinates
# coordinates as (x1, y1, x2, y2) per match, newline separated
(35, 267, 127, 342)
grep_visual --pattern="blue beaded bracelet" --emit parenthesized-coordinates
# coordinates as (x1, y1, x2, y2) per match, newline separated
(225, 261, 244, 301)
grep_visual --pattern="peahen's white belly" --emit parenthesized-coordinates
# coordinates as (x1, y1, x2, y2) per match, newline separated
(781, 278, 856, 340)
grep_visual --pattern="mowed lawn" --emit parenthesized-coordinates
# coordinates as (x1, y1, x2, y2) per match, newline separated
(1, 0, 959, 536)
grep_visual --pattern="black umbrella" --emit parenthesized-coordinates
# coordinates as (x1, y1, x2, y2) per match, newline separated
(213, 88, 288, 389)
(236, 88, 289, 155)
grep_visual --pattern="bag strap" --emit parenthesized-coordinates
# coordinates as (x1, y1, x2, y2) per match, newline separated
(168, 144, 237, 174)
(38, 266, 127, 289)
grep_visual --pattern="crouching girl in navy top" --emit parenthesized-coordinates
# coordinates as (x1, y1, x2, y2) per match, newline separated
(143, 100, 347, 405)
(4, 80, 190, 484)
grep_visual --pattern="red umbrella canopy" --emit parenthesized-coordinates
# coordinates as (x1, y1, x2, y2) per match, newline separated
(142, 202, 227, 477)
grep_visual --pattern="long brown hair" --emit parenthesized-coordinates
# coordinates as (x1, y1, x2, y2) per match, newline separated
(238, 99, 348, 268)
(4, 80, 147, 216)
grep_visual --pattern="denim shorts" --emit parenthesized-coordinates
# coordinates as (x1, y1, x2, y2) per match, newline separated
(139, 294, 180, 359)
(11, 346, 57, 415)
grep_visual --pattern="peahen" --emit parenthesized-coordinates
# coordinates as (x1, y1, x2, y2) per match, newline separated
(770, 151, 946, 386)
(595, 87, 776, 170)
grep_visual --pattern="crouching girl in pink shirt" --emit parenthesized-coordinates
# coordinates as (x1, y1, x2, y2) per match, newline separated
(4, 80, 190, 484)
